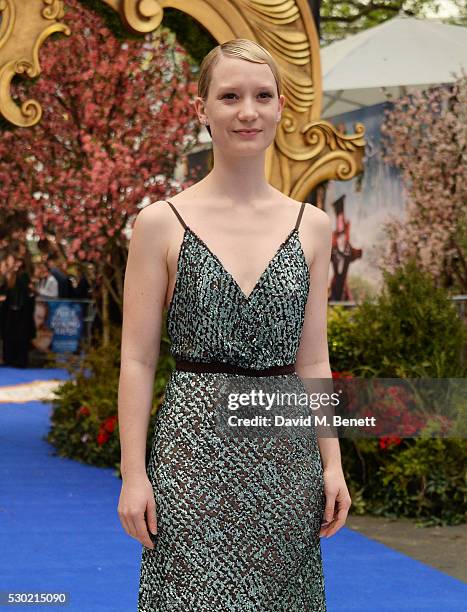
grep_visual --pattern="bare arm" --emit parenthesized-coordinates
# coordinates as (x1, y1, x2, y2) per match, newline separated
(295, 207, 340, 469)
(295, 206, 351, 538)
(117, 201, 169, 548)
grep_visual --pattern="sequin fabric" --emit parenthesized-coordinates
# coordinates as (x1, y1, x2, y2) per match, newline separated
(138, 201, 327, 611)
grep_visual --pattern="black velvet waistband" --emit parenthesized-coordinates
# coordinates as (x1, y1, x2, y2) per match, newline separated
(174, 359, 296, 377)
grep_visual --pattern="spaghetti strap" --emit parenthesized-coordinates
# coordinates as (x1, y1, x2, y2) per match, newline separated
(294, 202, 306, 231)
(165, 200, 188, 230)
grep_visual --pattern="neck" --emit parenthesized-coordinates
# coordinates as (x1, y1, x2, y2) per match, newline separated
(199, 146, 275, 204)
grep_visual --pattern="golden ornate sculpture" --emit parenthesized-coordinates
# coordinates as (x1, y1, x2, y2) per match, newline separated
(0, 0, 365, 196)
(0, 0, 70, 126)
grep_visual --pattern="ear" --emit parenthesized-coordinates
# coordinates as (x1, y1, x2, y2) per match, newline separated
(194, 96, 208, 124)
(277, 94, 286, 120)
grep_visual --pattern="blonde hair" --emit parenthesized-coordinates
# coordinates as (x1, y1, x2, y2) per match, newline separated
(198, 39, 282, 136)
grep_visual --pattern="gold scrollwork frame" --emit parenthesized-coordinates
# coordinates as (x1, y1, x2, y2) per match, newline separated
(0, 0, 70, 126)
(0, 0, 365, 197)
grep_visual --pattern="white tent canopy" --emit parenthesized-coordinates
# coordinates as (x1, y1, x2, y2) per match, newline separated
(320, 15, 467, 118)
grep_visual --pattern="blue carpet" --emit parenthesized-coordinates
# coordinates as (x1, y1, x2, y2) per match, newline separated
(0, 369, 466, 611)
(322, 530, 466, 610)
(0, 366, 70, 386)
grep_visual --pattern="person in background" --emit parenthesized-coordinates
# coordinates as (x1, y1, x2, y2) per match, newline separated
(0, 251, 9, 364)
(46, 252, 73, 298)
(9, 235, 33, 276)
(73, 263, 93, 300)
(35, 260, 59, 298)
(2, 254, 36, 368)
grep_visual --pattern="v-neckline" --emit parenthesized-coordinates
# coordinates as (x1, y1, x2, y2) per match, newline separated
(187, 226, 297, 302)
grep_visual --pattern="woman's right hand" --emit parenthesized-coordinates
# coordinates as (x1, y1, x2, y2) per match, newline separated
(117, 473, 157, 549)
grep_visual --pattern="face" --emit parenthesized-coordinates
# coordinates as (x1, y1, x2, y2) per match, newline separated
(37, 263, 47, 277)
(34, 303, 47, 328)
(13, 258, 23, 271)
(195, 56, 285, 155)
(5, 254, 15, 272)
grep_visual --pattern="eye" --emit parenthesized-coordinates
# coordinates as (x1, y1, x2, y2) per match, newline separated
(220, 92, 274, 100)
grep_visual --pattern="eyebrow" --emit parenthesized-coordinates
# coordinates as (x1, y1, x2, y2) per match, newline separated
(217, 84, 275, 91)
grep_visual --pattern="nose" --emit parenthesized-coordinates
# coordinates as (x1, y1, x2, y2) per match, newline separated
(238, 96, 259, 121)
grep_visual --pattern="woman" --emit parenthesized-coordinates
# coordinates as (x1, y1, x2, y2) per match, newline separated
(0, 251, 8, 362)
(2, 254, 36, 368)
(118, 39, 351, 611)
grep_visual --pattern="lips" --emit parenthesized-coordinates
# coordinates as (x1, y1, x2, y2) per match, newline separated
(234, 129, 261, 133)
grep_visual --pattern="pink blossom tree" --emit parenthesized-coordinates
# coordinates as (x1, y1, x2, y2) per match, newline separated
(377, 74, 467, 293)
(0, 0, 200, 339)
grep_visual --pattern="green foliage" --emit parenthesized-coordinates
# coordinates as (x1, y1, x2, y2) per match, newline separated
(320, 1, 462, 46)
(330, 260, 467, 524)
(379, 436, 467, 525)
(74, 2, 217, 63)
(328, 305, 358, 374)
(75, 0, 143, 40)
(342, 437, 467, 525)
(163, 9, 217, 66)
(347, 273, 377, 303)
(329, 258, 466, 377)
(46, 318, 175, 475)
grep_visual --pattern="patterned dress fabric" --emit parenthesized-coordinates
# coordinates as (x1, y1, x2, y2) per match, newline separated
(137, 200, 327, 611)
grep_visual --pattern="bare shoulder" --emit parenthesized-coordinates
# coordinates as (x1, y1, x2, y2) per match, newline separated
(282, 195, 329, 227)
(130, 200, 174, 254)
(134, 199, 173, 230)
(302, 203, 331, 237)
(298, 202, 332, 265)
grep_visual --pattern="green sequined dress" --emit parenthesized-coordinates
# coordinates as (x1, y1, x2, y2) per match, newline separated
(137, 200, 326, 611)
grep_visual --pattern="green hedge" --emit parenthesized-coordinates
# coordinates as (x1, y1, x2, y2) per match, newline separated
(341, 435, 467, 526)
(329, 258, 466, 378)
(330, 259, 466, 525)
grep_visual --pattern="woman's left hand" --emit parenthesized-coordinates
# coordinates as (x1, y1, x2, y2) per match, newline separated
(319, 465, 352, 538)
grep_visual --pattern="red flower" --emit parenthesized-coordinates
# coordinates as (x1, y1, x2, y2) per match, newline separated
(97, 430, 109, 446)
(77, 405, 90, 417)
(332, 371, 353, 379)
(379, 435, 402, 450)
(103, 415, 118, 433)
